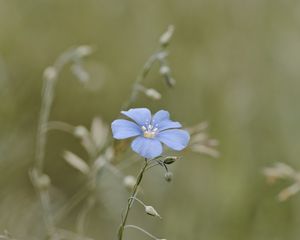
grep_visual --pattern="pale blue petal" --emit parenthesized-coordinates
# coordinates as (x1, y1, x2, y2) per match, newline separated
(131, 136, 162, 159)
(111, 119, 142, 139)
(152, 110, 181, 131)
(158, 120, 182, 131)
(152, 110, 170, 124)
(157, 129, 190, 151)
(121, 108, 151, 126)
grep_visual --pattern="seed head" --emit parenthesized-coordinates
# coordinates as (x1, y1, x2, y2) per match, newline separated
(160, 25, 175, 47)
(164, 172, 173, 182)
(43, 66, 57, 81)
(145, 205, 161, 218)
(145, 88, 162, 100)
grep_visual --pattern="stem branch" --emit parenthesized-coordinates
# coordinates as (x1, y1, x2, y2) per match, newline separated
(117, 159, 149, 240)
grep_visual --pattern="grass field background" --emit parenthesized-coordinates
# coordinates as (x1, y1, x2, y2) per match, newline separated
(1, 1, 300, 239)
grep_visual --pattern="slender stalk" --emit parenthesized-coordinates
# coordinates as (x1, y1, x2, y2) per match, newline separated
(33, 63, 63, 238)
(118, 159, 149, 240)
(32, 46, 92, 238)
(35, 76, 58, 174)
(124, 225, 160, 240)
(34, 45, 92, 174)
(46, 121, 75, 134)
(121, 53, 158, 111)
(128, 197, 146, 208)
(76, 145, 98, 235)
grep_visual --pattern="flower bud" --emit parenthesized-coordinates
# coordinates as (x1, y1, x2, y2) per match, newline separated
(163, 156, 179, 165)
(160, 25, 175, 47)
(63, 151, 90, 175)
(159, 66, 170, 76)
(164, 172, 173, 182)
(76, 45, 93, 57)
(145, 88, 162, 100)
(73, 126, 89, 138)
(43, 66, 57, 81)
(123, 175, 136, 190)
(145, 205, 161, 218)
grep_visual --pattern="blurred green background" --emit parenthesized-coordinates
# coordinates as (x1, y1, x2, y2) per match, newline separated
(1, 0, 300, 239)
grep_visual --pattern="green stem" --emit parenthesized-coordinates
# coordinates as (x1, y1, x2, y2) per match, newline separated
(118, 159, 149, 240)
(124, 225, 159, 240)
(121, 53, 158, 111)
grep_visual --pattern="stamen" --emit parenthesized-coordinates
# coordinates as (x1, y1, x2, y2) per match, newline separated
(142, 123, 157, 139)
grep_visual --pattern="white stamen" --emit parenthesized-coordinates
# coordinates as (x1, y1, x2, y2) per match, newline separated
(141, 123, 158, 139)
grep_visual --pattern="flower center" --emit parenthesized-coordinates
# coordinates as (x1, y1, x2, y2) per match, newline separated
(141, 124, 158, 139)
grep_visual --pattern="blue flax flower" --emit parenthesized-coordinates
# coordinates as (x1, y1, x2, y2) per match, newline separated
(111, 108, 190, 159)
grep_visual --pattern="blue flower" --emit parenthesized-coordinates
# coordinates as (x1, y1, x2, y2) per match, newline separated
(111, 108, 190, 159)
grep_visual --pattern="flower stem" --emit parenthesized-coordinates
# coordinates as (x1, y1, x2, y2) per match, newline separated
(121, 53, 158, 111)
(124, 225, 160, 240)
(118, 159, 149, 240)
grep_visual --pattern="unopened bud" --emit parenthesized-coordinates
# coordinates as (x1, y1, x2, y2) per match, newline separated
(164, 172, 173, 182)
(76, 45, 93, 57)
(159, 66, 170, 76)
(160, 25, 175, 47)
(43, 66, 57, 81)
(123, 175, 136, 190)
(145, 205, 161, 218)
(73, 126, 89, 138)
(145, 88, 161, 100)
(163, 156, 179, 165)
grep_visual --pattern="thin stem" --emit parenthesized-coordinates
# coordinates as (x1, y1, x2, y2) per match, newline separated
(35, 76, 58, 174)
(145, 162, 161, 171)
(76, 152, 98, 235)
(39, 189, 55, 235)
(129, 196, 147, 208)
(124, 225, 160, 240)
(118, 159, 149, 240)
(32, 63, 63, 238)
(121, 53, 158, 111)
(46, 121, 75, 134)
(32, 46, 92, 238)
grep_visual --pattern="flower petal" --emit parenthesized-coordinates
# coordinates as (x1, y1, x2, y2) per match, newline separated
(131, 136, 162, 159)
(111, 119, 142, 139)
(157, 129, 190, 151)
(152, 110, 170, 124)
(158, 120, 182, 131)
(152, 110, 181, 131)
(121, 108, 151, 126)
